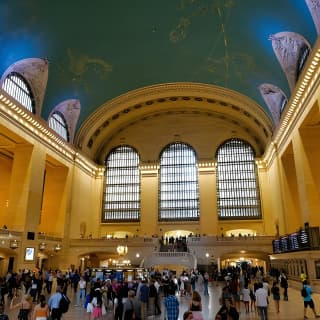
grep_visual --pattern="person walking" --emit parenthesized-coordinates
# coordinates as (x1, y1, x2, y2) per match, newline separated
(164, 285, 179, 320)
(242, 284, 251, 313)
(32, 294, 49, 320)
(139, 279, 149, 320)
(10, 294, 32, 320)
(203, 272, 209, 296)
(75, 276, 86, 307)
(271, 281, 280, 313)
(255, 282, 268, 320)
(122, 290, 141, 320)
(279, 271, 288, 301)
(189, 290, 203, 320)
(48, 286, 63, 320)
(216, 298, 239, 320)
(302, 280, 320, 319)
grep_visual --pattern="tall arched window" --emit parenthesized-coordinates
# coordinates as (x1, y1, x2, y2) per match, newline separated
(216, 139, 261, 219)
(280, 95, 288, 114)
(48, 111, 69, 142)
(159, 142, 199, 221)
(102, 145, 140, 222)
(2, 72, 35, 113)
(296, 44, 310, 79)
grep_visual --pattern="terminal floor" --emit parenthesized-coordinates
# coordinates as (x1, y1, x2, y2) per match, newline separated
(4, 282, 320, 320)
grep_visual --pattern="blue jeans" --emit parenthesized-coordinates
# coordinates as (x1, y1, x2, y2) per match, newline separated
(204, 282, 209, 295)
(77, 288, 86, 306)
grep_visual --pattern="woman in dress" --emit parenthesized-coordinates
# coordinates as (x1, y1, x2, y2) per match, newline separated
(32, 294, 49, 320)
(241, 284, 251, 313)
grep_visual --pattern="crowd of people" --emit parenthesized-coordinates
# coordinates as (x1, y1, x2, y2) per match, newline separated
(0, 266, 319, 319)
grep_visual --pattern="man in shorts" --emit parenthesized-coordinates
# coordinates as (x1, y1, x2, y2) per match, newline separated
(302, 280, 320, 319)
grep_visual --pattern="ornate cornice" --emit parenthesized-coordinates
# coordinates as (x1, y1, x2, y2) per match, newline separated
(75, 83, 274, 160)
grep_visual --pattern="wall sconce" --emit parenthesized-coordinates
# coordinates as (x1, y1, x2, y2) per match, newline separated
(39, 242, 47, 251)
(54, 243, 61, 252)
(10, 240, 18, 249)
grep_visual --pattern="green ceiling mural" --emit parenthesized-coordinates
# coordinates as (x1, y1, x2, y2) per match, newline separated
(0, 0, 317, 127)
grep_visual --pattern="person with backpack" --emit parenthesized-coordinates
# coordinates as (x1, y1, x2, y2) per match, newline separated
(48, 286, 63, 320)
(302, 280, 320, 319)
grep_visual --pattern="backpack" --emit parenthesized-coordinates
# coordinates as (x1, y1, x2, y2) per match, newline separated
(59, 293, 70, 313)
(301, 286, 308, 298)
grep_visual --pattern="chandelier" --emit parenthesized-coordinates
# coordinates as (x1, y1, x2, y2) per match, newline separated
(116, 245, 128, 256)
(39, 242, 47, 251)
(10, 239, 18, 249)
(54, 243, 62, 252)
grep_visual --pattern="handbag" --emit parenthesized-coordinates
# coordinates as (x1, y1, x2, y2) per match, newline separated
(86, 302, 93, 313)
(18, 308, 29, 320)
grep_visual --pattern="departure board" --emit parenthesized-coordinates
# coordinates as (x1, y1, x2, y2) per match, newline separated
(272, 239, 281, 253)
(299, 229, 310, 249)
(289, 232, 299, 251)
(280, 236, 289, 252)
(272, 228, 316, 253)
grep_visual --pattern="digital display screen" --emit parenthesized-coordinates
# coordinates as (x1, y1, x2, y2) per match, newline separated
(273, 228, 313, 253)
(273, 239, 281, 253)
(280, 236, 288, 252)
(25, 247, 35, 261)
(289, 232, 299, 251)
(299, 229, 309, 248)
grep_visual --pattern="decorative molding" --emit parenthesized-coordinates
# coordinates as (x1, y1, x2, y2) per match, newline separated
(0, 90, 102, 177)
(75, 83, 273, 160)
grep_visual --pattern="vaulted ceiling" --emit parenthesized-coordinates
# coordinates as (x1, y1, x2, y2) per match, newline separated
(0, 0, 317, 132)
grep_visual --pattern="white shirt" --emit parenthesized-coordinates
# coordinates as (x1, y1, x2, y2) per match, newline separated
(255, 288, 268, 307)
(79, 279, 86, 289)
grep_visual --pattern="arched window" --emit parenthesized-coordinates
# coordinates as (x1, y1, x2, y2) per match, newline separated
(159, 142, 199, 221)
(48, 111, 69, 142)
(102, 145, 140, 222)
(296, 44, 310, 79)
(2, 72, 35, 113)
(216, 139, 261, 220)
(280, 95, 288, 114)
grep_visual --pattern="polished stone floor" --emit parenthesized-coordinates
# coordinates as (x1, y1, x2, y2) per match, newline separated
(3, 282, 320, 319)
